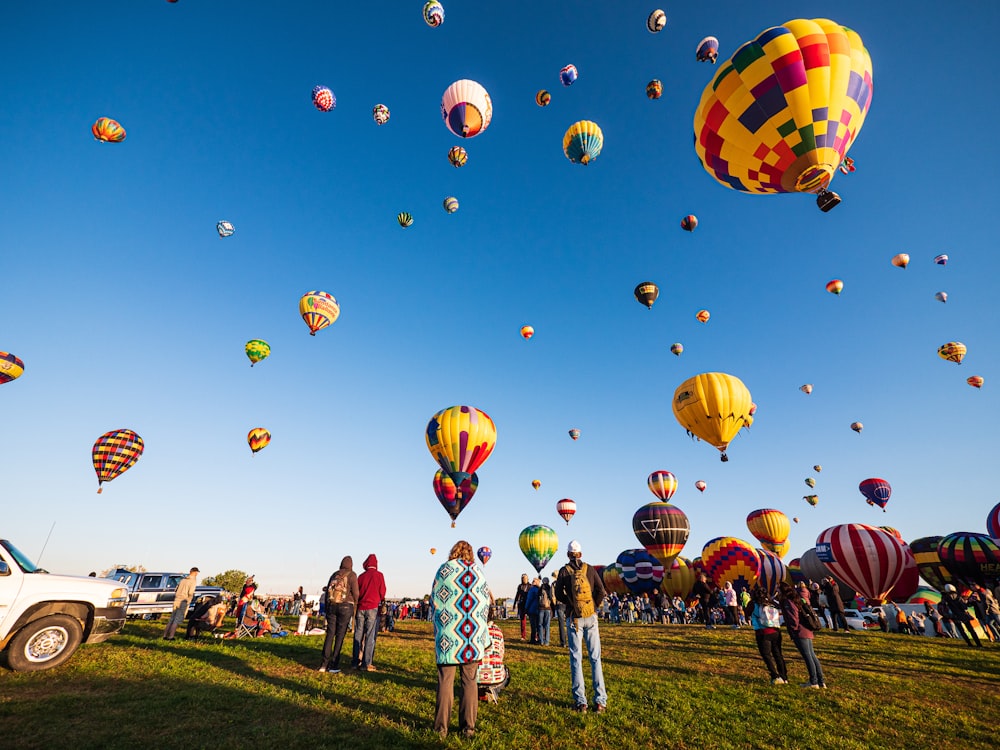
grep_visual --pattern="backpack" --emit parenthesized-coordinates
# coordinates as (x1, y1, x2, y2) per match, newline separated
(327, 571, 349, 605)
(567, 563, 595, 618)
(799, 600, 822, 631)
(758, 603, 781, 629)
(539, 587, 551, 609)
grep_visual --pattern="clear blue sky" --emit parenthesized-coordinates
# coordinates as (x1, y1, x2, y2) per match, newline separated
(2, 2, 998, 599)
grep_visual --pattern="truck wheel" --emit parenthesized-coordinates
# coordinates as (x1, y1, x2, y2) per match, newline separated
(6, 615, 83, 672)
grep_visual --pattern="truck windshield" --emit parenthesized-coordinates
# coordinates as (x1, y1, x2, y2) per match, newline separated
(0, 540, 40, 573)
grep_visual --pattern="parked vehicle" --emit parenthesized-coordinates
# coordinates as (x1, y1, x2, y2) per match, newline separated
(0, 539, 128, 671)
(843, 608, 879, 630)
(104, 568, 225, 618)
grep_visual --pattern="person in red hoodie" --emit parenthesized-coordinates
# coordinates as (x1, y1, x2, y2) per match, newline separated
(352, 553, 387, 671)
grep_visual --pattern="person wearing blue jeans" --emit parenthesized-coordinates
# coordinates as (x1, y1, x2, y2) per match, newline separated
(555, 540, 608, 712)
(778, 582, 826, 688)
(352, 554, 386, 671)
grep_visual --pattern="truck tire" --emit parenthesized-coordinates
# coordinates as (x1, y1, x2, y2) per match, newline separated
(6, 615, 84, 672)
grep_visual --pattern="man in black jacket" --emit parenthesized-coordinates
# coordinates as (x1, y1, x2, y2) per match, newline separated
(941, 584, 982, 647)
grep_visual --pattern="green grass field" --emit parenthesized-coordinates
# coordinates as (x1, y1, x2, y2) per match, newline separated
(1, 618, 996, 749)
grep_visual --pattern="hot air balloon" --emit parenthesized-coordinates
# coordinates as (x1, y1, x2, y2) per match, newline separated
(672, 372, 753, 462)
(299, 291, 340, 336)
(244, 340, 270, 367)
(661, 557, 695, 600)
(793, 517, 800, 524)
(92, 429, 144, 493)
(312, 86, 335, 112)
(647, 9, 666, 33)
(746, 509, 790, 547)
(787, 557, 805, 585)
(887, 544, 919, 602)
(430, 548, 437, 555)
(938, 533, 1000, 588)
(935, 291, 948, 303)
(878, 526, 903, 542)
(850, 422, 863, 434)
(92, 117, 125, 142)
(559, 64, 578, 86)
(909, 536, 954, 592)
(693, 19, 873, 212)
(756, 549, 788, 596)
(634, 282, 659, 309)
(0, 352, 24, 384)
(536, 90, 551, 107)
(987, 502, 1000, 539)
(216, 221, 235, 238)
(602, 563, 629, 596)
(632, 502, 690, 568)
(568, 429, 580, 441)
(422, 1, 444, 27)
(934, 254, 949, 266)
(443, 196, 459, 214)
(826, 280, 844, 295)
(859, 478, 891, 511)
(907, 586, 941, 606)
(477, 546, 491, 565)
(804, 495, 819, 506)
(761, 539, 791, 559)
(426, 405, 497, 487)
(938, 342, 966, 364)
(556, 498, 577, 525)
(448, 146, 468, 167)
(617, 549, 665, 595)
(800, 384, 813, 395)
(815, 524, 906, 603)
(563, 120, 603, 165)
(531, 479, 541, 491)
(372, 104, 390, 125)
(701, 537, 759, 593)
(441, 79, 493, 138)
(519, 525, 558, 575)
(247, 428, 271, 454)
(891, 253, 910, 269)
(680, 215, 698, 231)
(397, 212, 414, 228)
(695, 36, 720, 63)
(813, 465, 822, 473)
(647, 471, 677, 502)
(695, 480, 707, 493)
(838, 156, 856, 174)
(433, 469, 479, 527)
(520, 325, 534, 340)
(670, 343, 684, 356)
(805, 477, 816, 488)
(646, 80, 663, 100)
(696, 309, 710, 323)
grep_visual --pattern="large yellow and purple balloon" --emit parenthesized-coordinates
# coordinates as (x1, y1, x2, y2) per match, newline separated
(299, 291, 340, 336)
(672, 372, 753, 462)
(248, 428, 271, 454)
(426, 405, 497, 486)
(647, 471, 677, 502)
(92, 429, 144, 494)
(433, 469, 479, 527)
(0, 352, 24, 384)
(441, 80, 493, 138)
(694, 19, 873, 212)
(563, 120, 603, 165)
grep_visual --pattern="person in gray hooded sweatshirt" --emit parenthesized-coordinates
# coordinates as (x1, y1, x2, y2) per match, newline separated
(318, 556, 359, 673)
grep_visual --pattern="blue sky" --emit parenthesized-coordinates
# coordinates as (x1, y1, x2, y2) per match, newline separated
(2, 2, 998, 599)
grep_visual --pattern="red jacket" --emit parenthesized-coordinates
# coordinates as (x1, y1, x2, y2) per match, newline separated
(357, 554, 386, 611)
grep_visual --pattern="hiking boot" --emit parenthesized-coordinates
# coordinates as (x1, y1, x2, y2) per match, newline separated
(365, 665, 377, 672)
(574, 704, 588, 713)
(595, 704, 606, 713)
(329, 668, 342, 674)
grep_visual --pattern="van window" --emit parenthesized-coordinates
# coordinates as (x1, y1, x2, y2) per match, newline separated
(139, 575, 164, 589)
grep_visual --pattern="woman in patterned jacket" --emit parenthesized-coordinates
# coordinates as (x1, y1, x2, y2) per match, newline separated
(431, 540, 492, 740)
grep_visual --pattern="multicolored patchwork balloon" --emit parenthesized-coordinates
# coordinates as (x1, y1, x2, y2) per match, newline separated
(426, 405, 497, 486)
(433, 469, 479, 527)
(92, 117, 126, 142)
(477, 546, 491, 565)
(646, 79, 663, 100)
(601, 562, 628, 596)
(447, 146, 467, 167)
(519, 525, 558, 575)
(616, 548, 665, 595)
(92, 429, 144, 493)
(422, 1, 444, 27)
(937, 532, 1000, 588)
(647, 471, 677, 502)
(372, 104, 390, 125)
(701, 536, 759, 593)
(0, 352, 24, 384)
(245, 340, 270, 367)
(247, 428, 271, 454)
(298, 291, 340, 336)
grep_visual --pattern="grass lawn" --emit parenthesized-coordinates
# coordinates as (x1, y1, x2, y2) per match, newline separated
(0, 617, 997, 749)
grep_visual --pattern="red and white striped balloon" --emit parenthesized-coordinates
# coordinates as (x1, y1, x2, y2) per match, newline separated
(556, 498, 577, 525)
(815, 524, 906, 603)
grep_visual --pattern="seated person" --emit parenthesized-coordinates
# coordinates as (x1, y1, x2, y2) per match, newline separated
(186, 595, 227, 639)
(477, 607, 510, 703)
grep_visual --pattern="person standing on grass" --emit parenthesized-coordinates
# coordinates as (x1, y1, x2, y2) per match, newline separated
(723, 582, 739, 628)
(555, 539, 608, 713)
(778, 582, 826, 689)
(821, 577, 850, 632)
(525, 577, 541, 643)
(749, 585, 788, 685)
(352, 553, 387, 671)
(431, 540, 492, 740)
(538, 577, 554, 645)
(980, 586, 1000, 639)
(513, 573, 531, 640)
(692, 572, 715, 629)
(163, 567, 199, 641)
(318, 557, 359, 673)
(555, 595, 568, 646)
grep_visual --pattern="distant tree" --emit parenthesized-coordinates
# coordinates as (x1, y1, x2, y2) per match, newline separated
(203, 569, 250, 594)
(99, 564, 147, 577)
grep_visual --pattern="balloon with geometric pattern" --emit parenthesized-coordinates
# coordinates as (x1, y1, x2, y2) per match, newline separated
(247, 428, 271, 454)
(433, 469, 479, 527)
(755, 548, 788, 596)
(422, 1, 444, 27)
(441, 79, 493, 138)
(426, 405, 497, 487)
(616, 548, 665, 595)
(0, 352, 25, 384)
(519, 525, 559, 575)
(92, 429, 144, 494)
(632, 502, 690, 568)
(937, 532, 1000, 588)
(634, 282, 659, 309)
(397, 212, 414, 228)
(647, 470, 677, 502)
(311, 86, 335, 112)
(298, 291, 340, 336)
(477, 546, 491, 565)
(693, 19, 873, 212)
(701, 536, 759, 593)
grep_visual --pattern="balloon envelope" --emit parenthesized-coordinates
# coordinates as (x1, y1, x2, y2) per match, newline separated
(701, 537, 759, 593)
(756, 549, 788, 596)
(245, 340, 270, 366)
(216, 221, 235, 238)
(672, 372, 753, 461)
(447, 146, 467, 167)
(568, 429, 580, 441)
(987, 502, 1000, 540)
(647, 471, 677, 501)
(563, 120, 603, 165)
(937, 532, 1000, 588)
(92, 429, 144, 493)
(556, 498, 577, 524)
(92, 117, 125, 142)
(312, 86, 335, 112)
(602, 563, 629, 596)
(815, 524, 906, 603)
(859, 478, 891, 510)
(519, 525, 558, 574)
(520, 325, 534, 340)
(441, 79, 493, 138)
(647, 9, 666, 33)
(372, 104, 390, 125)
(433, 469, 479, 526)
(696, 36, 720, 63)
(616, 549, 665, 595)
(938, 342, 966, 364)
(746, 509, 790, 545)
(633, 282, 659, 309)
(247, 428, 270, 454)
(909, 536, 954, 593)
(0, 352, 25, 384)
(477, 546, 491, 565)
(632, 502, 690, 567)
(426, 405, 497, 486)
(696, 309, 710, 323)
(891, 253, 910, 269)
(559, 64, 578, 86)
(299, 291, 340, 335)
(535, 90, 551, 107)
(661, 556, 695, 600)
(695, 480, 707, 493)
(422, 1, 444, 27)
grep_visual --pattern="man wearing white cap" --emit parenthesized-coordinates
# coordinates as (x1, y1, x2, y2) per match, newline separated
(554, 540, 608, 713)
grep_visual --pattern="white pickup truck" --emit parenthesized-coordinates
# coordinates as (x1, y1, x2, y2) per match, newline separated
(0, 538, 128, 671)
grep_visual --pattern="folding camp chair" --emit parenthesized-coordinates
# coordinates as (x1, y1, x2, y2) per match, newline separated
(186, 595, 227, 639)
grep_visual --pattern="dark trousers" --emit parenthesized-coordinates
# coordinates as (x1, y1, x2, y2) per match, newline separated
(954, 619, 982, 647)
(829, 609, 849, 631)
(434, 662, 479, 736)
(320, 603, 354, 669)
(754, 629, 787, 681)
(528, 612, 539, 643)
